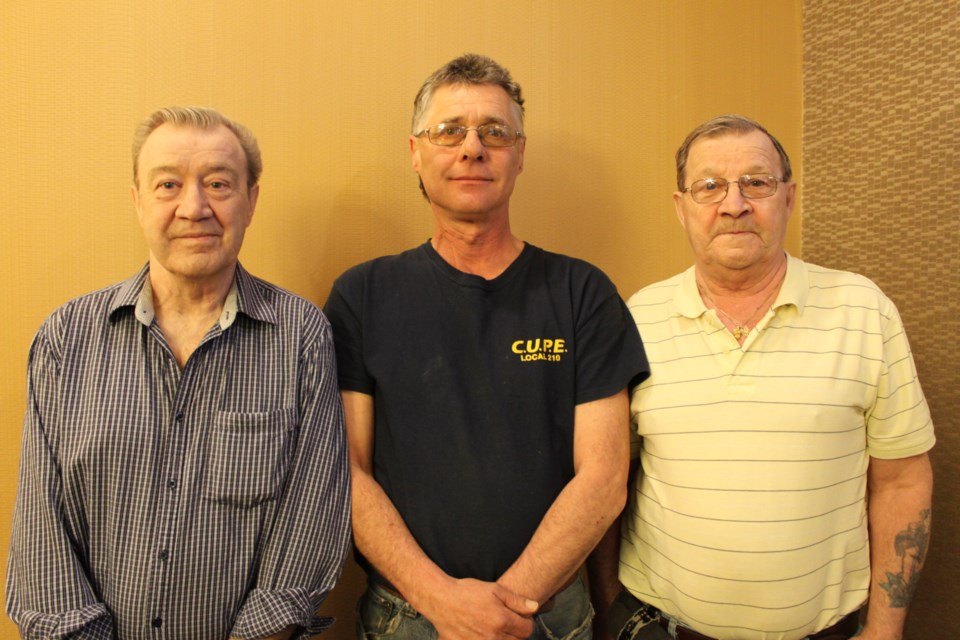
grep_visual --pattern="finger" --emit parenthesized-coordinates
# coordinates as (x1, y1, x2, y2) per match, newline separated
(494, 584, 539, 615)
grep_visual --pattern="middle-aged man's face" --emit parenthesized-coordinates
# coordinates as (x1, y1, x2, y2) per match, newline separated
(410, 83, 525, 222)
(673, 129, 796, 273)
(133, 123, 258, 285)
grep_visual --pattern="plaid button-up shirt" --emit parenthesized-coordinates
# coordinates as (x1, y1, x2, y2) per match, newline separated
(7, 263, 351, 640)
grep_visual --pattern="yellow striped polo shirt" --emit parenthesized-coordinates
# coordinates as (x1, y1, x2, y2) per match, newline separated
(620, 254, 935, 640)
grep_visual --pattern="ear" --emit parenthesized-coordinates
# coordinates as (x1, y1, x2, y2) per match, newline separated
(516, 136, 526, 174)
(783, 180, 797, 220)
(246, 183, 260, 227)
(673, 191, 687, 232)
(410, 135, 421, 173)
(131, 184, 143, 223)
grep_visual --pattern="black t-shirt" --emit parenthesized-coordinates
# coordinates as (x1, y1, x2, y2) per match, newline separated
(324, 241, 648, 581)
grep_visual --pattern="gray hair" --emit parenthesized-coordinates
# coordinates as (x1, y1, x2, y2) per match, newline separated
(132, 106, 262, 189)
(675, 114, 792, 191)
(411, 53, 525, 133)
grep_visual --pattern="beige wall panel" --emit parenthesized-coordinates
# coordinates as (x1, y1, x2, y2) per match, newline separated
(0, 1, 800, 637)
(803, 1, 958, 637)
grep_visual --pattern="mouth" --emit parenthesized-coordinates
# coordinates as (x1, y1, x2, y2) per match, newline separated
(175, 233, 221, 241)
(716, 227, 755, 237)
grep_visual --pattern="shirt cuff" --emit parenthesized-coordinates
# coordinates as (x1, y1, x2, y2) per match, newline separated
(231, 588, 334, 639)
(18, 603, 113, 640)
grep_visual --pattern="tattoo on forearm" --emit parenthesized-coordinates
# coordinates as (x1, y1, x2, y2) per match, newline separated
(879, 508, 931, 607)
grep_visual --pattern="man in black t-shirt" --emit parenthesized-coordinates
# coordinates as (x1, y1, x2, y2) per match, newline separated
(324, 53, 648, 640)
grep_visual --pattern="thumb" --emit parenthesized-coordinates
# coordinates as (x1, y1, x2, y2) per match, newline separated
(495, 585, 539, 615)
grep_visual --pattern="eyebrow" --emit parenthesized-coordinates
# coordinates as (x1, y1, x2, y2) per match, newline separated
(437, 115, 510, 126)
(696, 165, 776, 178)
(145, 164, 240, 182)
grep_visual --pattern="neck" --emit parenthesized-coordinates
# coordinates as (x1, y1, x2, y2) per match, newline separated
(696, 252, 788, 298)
(696, 255, 788, 343)
(431, 214, 523, 280)
(147, 261, 236, 369)
(148, 261, 236, 317)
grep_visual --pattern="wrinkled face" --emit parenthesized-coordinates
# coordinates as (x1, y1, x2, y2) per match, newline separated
(673, 129, 795, 273)
(132, 124, 258, 286)
(410, 83, 525, 222)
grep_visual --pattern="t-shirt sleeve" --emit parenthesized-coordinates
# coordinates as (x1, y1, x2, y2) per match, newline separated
(323, 268, 375, 395)
(865, 293, 935, 459)
(573, 266, 650, 405)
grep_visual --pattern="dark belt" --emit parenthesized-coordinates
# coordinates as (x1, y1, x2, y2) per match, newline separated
(609, 589, 860, 640)
(658, 609, 860, 640)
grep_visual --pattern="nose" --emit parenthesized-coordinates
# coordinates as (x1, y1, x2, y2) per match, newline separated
(176, 182, 212, 219)
(717, 182, 751, 218)
(459, 128, 487, 160)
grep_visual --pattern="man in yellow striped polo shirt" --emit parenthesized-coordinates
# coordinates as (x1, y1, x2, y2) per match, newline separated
(599, 115, 934, 640)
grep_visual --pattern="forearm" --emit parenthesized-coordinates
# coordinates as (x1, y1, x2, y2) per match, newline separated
(498, 463, 626, 604)
(351, 466, 453, 612)
(859, 454, 933, 640)
(499, 390, 630, 604)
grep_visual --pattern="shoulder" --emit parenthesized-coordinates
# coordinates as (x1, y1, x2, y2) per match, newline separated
(330, 245, 430, 300)
(238, 269, 331, 340)
(627, 271, 686, 307)
(532, 246, 619, 294)
(625, 271, 687, 327)
(30, 278, 132, 364)
(800, 259, 896, 313)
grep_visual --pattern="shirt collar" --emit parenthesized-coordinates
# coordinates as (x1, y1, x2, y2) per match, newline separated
(108, 262, 277, 328)
(673, 252, 808, 319)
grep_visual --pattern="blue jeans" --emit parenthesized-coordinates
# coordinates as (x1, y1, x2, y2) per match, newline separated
(356, 576, 594, 640)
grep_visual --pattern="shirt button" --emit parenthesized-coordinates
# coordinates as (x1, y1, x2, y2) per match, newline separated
(175, 412, 184, 423)
(167, 479, 177, 490)
(158, 549, 169, 561)
(152, 617, 162, 628)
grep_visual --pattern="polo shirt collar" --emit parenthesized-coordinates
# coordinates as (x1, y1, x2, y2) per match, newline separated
(673, 252, 808, 319)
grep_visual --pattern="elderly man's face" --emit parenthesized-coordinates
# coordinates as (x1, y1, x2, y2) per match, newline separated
(132, 124, 258, 286)
(673, 129, 795, 273)
(410, 83, 525, 223)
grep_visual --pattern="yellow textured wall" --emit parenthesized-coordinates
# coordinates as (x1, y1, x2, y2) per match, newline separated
(0, 1, 801, 637)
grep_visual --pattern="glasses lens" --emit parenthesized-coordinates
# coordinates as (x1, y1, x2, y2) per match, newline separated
(739, 175, 778, 199)
(478, 124, 517, 147)
(690, 178, 729, 204)
(428, 124, 467, 146)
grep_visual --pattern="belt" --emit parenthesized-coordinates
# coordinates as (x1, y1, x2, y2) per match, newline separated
(658, 610, 861, 640)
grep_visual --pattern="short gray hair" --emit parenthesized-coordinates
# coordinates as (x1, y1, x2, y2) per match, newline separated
(411, 53, 525, 133)
(132, 106, 262, 189)
(675, 114, 792, 191)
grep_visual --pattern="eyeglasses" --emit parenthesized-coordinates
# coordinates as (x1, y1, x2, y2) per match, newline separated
(682, 175, 784, 204)
(415, 122, 524, 148)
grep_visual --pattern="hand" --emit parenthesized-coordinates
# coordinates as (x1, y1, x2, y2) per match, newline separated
(423, 577, 538, 640)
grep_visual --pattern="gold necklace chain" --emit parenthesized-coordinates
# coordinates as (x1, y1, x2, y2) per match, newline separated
(698, 281, 781, 342)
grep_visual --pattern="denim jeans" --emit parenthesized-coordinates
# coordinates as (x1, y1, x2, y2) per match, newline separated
(356, 576, 594, 640)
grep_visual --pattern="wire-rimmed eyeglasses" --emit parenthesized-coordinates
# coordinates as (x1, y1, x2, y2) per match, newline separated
(414, 122, 524, 148)
(682, 175, 785, 204)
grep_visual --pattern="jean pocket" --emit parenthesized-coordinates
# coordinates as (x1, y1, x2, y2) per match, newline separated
(203, 407, 295, 507)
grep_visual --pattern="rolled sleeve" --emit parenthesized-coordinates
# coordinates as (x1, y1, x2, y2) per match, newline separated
(15, 605, 114, 640)
(231, 588, 334, 639)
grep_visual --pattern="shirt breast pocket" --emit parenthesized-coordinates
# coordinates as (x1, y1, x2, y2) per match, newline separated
(204, 407, 296, 508)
